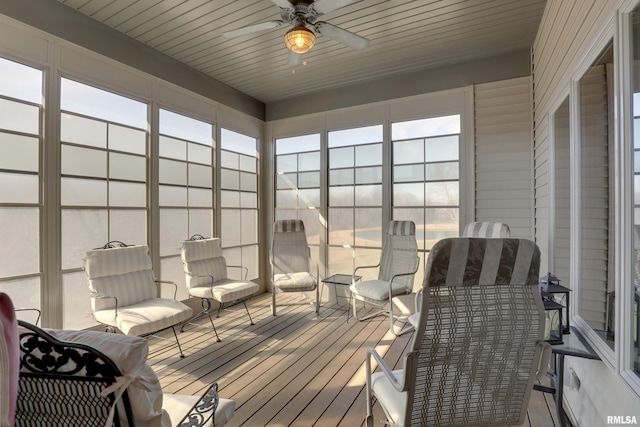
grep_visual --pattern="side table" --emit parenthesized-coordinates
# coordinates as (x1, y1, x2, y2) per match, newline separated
(322, 274, 361, 321)
(534, 326, 601, 427)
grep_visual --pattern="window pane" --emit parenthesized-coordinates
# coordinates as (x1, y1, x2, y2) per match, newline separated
(109, 182, 146, 207)
(0, 173, 39, 204)
(328, 125, 383, 147)
(189, 188, 212, 207)
(221, 150, 239, 169)
(355, 184, 382, 206)
(425, 135, 459, 161)
(61, 209, 108, 270)
(425, 182, 459, 206)
(0, 98, 39, 134)
(61, 114, 107, 148)
(221, 169, 240, 190)
(298, 189, 320, 208)
(394, 183, 424, 206)
(61, 78, 146, 129)
(61, 145, 107, 178)
(298, 171, 319, 188)
(239, 154, 256, 173)
(159, 185, 188, 206)
(0, 207, 40, 277)
(330, 147, 354, 169)
(109, 124, 146, 154)
(159, 159, 187, 185)
(329, 208, 354, 246)
(299, 151, 320, 171)
(394, 164, 424, 182)
(356, 144, 382, 166)
(109, 152, 146, 181)
(392, 114, 460, 139)
(189, 163, 212, 188)
(277, 154, 297, 173)
(240, 192, 257, 208)
(425, 162, 459, 181)
(61, 178, 107, 206)
(0, 57, 42, 103)
(330, 169, 354, 186)
(159, 209, 188, 256)
(109, 209, 146, 245)
(394, 139, 424, 164)
(329, 186, 354, 207)
(221, 190, 240, 207)
(355, 167, 382, 184)
(0, 133, 38, 172)
(276, 133, 319, 154)
(220, 128, 256, 156)
(188, 143, 212, 165)
(159, 109, 212, 146)
(159, 135, 187, 160)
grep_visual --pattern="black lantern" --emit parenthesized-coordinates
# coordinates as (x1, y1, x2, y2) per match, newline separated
(540, 272, 571, 334)
(543, 299, 564, 344)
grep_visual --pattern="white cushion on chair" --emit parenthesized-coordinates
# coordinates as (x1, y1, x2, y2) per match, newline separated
(94, 298, 193, 337)
(43, 329, 168, 427)
(351, 280, 409, 302)
(184, 258, 228, 288)
(370, 370, 406, 427)
(274, 272, 316, 291)
(186, 279, 259, 303)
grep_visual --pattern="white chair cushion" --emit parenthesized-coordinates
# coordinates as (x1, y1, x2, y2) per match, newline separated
(85, 245, 153, 278)
(180, 238, 224, 263)
(274, 272, 317, 291)
(162, 393, 235, 426)
(94, 298, 193, 336)
(188, 279, 258, 303)
(370, 370, 406, 427)
(43, 329, 168, 427)
(89, 269, 158, 311)
(350, 279, 409, 302)
(184, 258, 228, 288)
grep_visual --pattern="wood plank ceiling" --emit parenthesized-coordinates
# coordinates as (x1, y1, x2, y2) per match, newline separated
(56, 0, 547, 104)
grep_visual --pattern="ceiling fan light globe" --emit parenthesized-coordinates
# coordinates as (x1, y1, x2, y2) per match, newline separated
(284, 26, 315, 54)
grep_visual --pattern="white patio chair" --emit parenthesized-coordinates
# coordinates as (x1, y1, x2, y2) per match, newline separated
(180, 235, 259, 340)
(270, 219, 320, 316)
(350, 220, 419, 336)
(366, 237, 551, 427)
(84, 242, 193, 358)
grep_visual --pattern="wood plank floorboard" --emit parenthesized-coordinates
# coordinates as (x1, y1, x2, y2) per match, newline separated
(147, 292, 557, 426)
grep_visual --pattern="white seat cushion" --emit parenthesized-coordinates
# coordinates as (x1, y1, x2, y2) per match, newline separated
(351, 279, 408, 302)
(188, 279, 258, 303)
(162, 393, 235, 426)
(273, 272, 316, 291)
(94, 298, 193, 336)
(370, 370, 406, 427)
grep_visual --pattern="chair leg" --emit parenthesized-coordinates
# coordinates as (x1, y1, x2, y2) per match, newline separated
(243, 300, 255, 325)
(272, 289, 277, 316)
(206, 311, 221, 342)
(171, 326, 186, 358)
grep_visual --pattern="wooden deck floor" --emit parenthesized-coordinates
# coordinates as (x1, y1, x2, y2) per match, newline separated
(147, 292, 559, 427)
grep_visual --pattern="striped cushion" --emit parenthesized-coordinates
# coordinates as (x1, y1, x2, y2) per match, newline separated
(425, 238, 539, 287)
(272, 220, 311, 275)
(180, 238, 224, 263)
(94, 298, 193, 337)
(188, 279, 258, 303)
(388, 220, 415, 236)
(184, 258, 228, 288)
(85, 245, 157, 310)
(0, 293, 18, 427)
(350, 279, 409, 303)
(273, 272, 317, 292)
(462, 222, 511, 238)
(379, 221, 418, 289)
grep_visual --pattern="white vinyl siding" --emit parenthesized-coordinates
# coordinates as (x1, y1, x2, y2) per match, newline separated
(474, 76, 534, 239)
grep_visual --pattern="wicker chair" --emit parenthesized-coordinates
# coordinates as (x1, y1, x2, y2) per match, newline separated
(270, 219, 320, 316)
(350, 220, 419, 336)
(365, 237, 551, 427)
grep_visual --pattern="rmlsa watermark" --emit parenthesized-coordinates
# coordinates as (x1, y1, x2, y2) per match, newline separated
(607, 415, 638, 425)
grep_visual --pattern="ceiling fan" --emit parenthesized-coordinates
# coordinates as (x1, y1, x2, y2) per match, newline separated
(222, 0, 370, 67)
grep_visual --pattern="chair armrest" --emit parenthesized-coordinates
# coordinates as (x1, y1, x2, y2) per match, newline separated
(227, 265, 248, 280)
(155, 280, 179, 300)
(354, 263, 381, 277)
(366, 349, 407, 393)
(176, 382, 219, 427)
(15, 308, 41, 326)
(91, 292, 119, 315)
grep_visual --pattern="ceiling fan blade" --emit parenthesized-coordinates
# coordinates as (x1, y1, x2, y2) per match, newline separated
(271, 0, 294, 9)
(222, 21, 285, 38)
(314, 22, 369, 50)
(310, 0, 361, 15)
(288, 51, 303, 67)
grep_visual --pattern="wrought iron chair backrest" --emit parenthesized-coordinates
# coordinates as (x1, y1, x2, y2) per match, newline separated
(16, 320, 135, 427)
